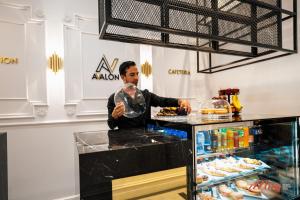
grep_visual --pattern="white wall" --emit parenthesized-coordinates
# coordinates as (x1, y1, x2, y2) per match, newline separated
(0, 1, 108, 200)
(1, 122, 105, 200)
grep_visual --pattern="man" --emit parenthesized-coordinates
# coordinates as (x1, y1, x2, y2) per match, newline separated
(107, 61, 191, 129)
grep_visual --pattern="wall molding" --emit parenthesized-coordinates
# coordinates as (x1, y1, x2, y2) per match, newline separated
(63, 15, 125, 117)
(0, 118, 107, 128)
(0, 2, 31, 10)
(0, 113, 34, 120)
(0, 2, 47, 120)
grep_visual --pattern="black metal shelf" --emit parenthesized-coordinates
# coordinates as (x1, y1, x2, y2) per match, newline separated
(99, 0, 297, 73)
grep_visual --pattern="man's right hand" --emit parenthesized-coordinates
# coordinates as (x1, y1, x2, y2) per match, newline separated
(112, 102, 125, 119)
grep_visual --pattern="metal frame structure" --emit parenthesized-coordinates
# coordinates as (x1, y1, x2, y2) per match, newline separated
(198, 0, 298, 73)
(99, 0, 297, 73)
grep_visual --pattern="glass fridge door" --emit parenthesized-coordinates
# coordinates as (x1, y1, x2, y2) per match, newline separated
(193, 118, 299, 200)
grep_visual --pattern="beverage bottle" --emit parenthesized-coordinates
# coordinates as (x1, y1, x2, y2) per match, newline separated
(243, 127, 249, 147)
(238, 129, 244, 148)
(211, 130, 218, 152)
(227, 129, 234, 149)
(248, 131, 254, 148)
(220, 128, 227, 150)
(196, 131, 205, 155)
(204, 131, 212, 152)
(217, 130, 222, 151)
(233, 130, 239, 148)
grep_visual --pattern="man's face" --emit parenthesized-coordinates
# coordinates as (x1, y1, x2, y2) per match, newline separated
(121, 65, 139, 86)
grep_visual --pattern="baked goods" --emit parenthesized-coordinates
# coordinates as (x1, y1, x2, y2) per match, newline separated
(224, 157, 238, 164)
(243, 158, 262, 165)
(250, 180, 281, 197)
(214, 108, 228, 114)
(196, 175, 208, 184)
(230, 192, 244, 200)
(215, 165, 241, 173)
(196, 176, 203, 184)
(201, 108, 228, 114)
(236, 180, 249, 190)
(198, 193, 216, 200)
(156, 107, 187, 116)
(201, 109, 214, 114)
(202, 167, 226, 177)
(218, 184, 233, 197)
(235, 163, 255, 170)
(202, 175, 209, 181)
(247, 186, 261, 196)
(157, 107, 177, 116)
(218, 185, 244, 199)
(236, 179, 261, 196)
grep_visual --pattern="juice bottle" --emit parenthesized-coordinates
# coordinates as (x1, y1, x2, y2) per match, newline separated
(243, 127, 249, 147)
(249, 132, 254, 148)
(221, 128, 227, 150)
(196, 131, 205, 155)
(204, 131, 212, 152)
(227, 129, 234, 149)
(217, 130, 222, 151)
(233, 130, 239, 148)
(211, 130, 218, 152)
(238, 129, 244, 148)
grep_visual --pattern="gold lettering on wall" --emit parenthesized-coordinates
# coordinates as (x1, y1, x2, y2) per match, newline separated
(0, 57, 18, 64)
(168, 69, 190, 75)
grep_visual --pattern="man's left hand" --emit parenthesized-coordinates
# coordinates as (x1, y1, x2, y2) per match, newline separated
(178, 99, 192, 114)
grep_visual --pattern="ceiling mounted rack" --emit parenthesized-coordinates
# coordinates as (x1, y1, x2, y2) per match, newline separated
(99, 0, 297, 73)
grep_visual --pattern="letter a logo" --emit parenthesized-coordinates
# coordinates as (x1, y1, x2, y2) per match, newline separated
(96, 55, 118, 74)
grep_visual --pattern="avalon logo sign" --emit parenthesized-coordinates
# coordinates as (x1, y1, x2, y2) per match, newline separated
(0, 57, 18, 64)
(92, 55, 119, 80)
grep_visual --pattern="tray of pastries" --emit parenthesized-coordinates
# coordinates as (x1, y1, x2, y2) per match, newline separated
(156, 107, 187, 116)
(197, 192, 216, 200)
(196, 157, 270, 187)
(218, 184, 244, 200)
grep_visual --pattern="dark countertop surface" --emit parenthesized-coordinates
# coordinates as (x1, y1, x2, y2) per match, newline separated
(151, 114, 299, 126)
(74, 128, 183, 155)
(76, 129, 190, 199)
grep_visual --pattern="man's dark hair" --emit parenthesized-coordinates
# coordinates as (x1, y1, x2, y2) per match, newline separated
(119, 61, 136, 76)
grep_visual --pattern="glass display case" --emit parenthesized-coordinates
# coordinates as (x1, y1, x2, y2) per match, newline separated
(149, 115, 300, 200)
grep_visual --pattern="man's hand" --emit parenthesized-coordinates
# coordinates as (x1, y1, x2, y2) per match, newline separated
(178, 99, 192, 114)
(112, 102, 125, 119)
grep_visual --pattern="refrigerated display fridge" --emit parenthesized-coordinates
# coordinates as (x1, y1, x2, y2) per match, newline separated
(148, 115, 300, 200)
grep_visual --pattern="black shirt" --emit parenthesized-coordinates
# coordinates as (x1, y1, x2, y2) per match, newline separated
(107, 89, 178, 129)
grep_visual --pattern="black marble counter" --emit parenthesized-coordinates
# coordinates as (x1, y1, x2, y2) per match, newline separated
(151, 114, 299, 126)
(0, 132, 8, 200)
(74, 128, 190, 200)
